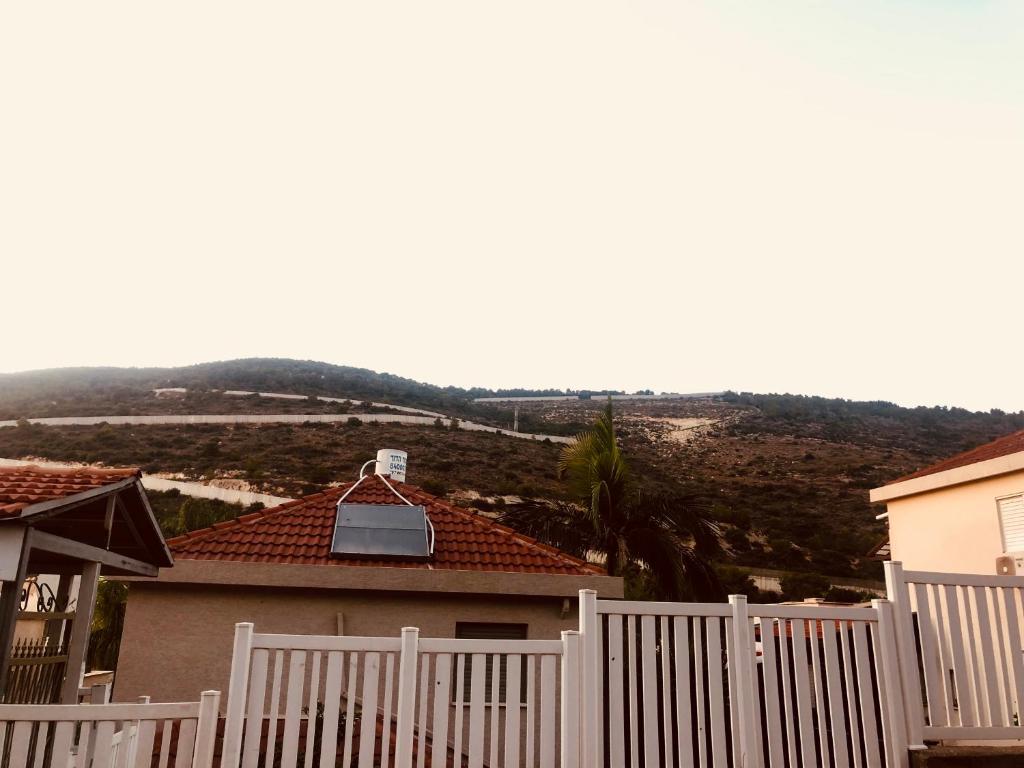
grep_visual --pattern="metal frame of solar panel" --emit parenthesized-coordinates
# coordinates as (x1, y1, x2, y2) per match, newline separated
(331, 503, 432, 560)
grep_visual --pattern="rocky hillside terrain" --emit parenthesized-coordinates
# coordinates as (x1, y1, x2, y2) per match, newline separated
(2, 359, 1022, 584)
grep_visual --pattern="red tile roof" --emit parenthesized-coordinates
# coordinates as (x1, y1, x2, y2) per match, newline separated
(167, 474, 604, 575)
(758, 618, 844, 641)
(889, 428, 1024, 484)
(0, 465, 141, 518)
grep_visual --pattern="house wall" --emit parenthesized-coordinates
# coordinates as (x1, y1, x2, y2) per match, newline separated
(114, 582, 584, 706)
(886, 468, 1024, 574)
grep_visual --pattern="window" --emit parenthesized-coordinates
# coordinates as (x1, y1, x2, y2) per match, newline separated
(998, 494, 1024, 553)
(454, 623, 528, 705)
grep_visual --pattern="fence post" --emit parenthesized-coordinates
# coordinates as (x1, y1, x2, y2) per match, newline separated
(561, 630, 582, 768)
(578, 589, 598, 768)
(874, 600, 910, 768)
(394, 626, 420, 768)
(884, 562, 926, 750)
(193, 690, 222, 768)
(729, 595, 763, 768)
(90, 683, 111, 704)
(220, 622, 253, 768)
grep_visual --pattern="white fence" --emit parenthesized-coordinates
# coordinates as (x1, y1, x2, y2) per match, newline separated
(0, 692, 219, 768)
(579, 593, 908, 768)
(885, 562, 1024, 744)
(220, 624, 578, 768)
(209, 573, 1024, 768)
(2, 566, 1003, 768)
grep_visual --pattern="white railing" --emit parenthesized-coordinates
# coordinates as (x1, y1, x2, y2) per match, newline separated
(220, 624, 578, 768)
(0, 691, 219, 768)
(413, 636, 573, 768)
(579, 592, 908, 768)
(885, 562, 1024, 743)
(6, 567, 1021, 768)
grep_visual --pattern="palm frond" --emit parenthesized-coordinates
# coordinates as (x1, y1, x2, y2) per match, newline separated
(624, 526, 724, 601)
(496, 501, 596, 560)
(632, 494, 723, 558)
(558, 400, 629, 527)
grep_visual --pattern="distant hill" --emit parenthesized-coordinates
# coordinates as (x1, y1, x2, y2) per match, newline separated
(0, 359, 455, 416)
(2, 359, 1022, 583)
(0, 359, 582, 435)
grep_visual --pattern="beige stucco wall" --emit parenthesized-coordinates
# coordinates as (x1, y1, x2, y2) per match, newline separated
(886, 468, 1024, 574)
(115, 579, 605, 705)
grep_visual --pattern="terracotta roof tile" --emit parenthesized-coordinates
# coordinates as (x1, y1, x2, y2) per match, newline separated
(167, 474, 604, 576)
(0, 465, 140, 518)
(889, 428, 1024, 484)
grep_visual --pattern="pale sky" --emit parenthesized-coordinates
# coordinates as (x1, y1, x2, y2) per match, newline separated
(2, 1, 1022, 411)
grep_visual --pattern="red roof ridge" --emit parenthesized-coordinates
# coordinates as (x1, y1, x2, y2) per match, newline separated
(887, 428, 1024, 485)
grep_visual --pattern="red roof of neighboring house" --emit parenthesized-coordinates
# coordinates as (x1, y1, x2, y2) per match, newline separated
(167, 474, 604, 576)
(889, 429, 1024, 484)
(0, 465, 140, 518)
(758, 618, 844, 641)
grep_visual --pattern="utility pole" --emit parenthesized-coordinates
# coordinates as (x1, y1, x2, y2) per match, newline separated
(513, 407, 519, 433)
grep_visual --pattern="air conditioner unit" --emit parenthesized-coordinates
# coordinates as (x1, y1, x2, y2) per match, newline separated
(996, 554, 1023, 576)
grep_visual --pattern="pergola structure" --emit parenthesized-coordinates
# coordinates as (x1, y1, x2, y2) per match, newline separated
(0, 465, 171, 703)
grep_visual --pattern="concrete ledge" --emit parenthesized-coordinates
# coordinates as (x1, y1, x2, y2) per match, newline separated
(116, 558, 625, 599)
(910, 746, 1024, 767)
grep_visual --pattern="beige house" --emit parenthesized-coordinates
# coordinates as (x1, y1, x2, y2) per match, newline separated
(115, 470, 622, 704)
(870, 428, 1024, 575)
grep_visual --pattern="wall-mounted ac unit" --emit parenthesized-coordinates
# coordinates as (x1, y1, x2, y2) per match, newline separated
(996, 554, 1023, 576)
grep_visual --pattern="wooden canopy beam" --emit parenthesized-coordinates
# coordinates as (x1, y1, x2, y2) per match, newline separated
(29, 530, 158, 577)
(0, 528, 31, 700)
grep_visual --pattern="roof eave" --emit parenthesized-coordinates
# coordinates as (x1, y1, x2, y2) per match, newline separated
(870, 450, 1024, 504)
(0, 476, 174, 569)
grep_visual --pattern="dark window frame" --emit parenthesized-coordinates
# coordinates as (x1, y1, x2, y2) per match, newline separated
(453, 622, 529, 705)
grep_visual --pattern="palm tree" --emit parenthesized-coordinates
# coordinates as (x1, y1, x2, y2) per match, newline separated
(87, 579, 128, 671)
(500, 401, 723, 601)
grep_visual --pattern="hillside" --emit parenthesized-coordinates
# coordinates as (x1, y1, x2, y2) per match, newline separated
(2, 359, 1022, 583)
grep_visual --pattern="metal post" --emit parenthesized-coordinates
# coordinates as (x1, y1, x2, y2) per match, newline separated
(0, 527, 30, 701)
(61, 560, 100, 705)
(561, 630, 581, 768)
(874, 600, 911, 768)
(194, 690, 223, 768)
(730, 595, 763, 768)
(578, 589, 599, 768)
(220, 622, 254, 768)
(884, 561, 927, 750)
(394, 627, 420, 768)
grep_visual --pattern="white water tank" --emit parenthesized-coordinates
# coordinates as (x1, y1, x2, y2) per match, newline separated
(375, 448, 408, 482)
